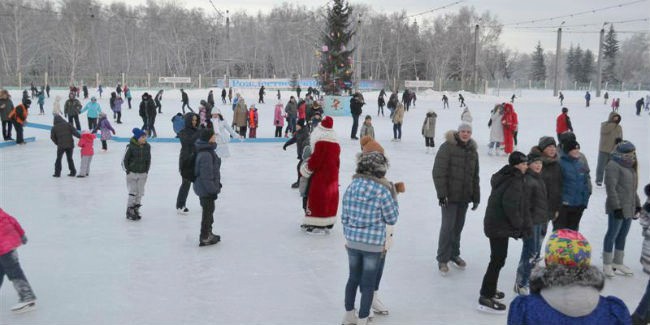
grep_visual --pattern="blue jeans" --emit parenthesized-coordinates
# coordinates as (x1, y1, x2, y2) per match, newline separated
(393, 123, 402, 139)
(375, 253, 386, 291)
(0, 250, 36, 302)
(288, 116, 297, 134)
(345, 247, 381, 319)
(634, 279, 650, 320)
(516, 224, 543, 287)
(603, 213, 632, 253)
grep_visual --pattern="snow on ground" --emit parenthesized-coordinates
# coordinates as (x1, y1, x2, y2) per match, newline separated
(0, 87, 649, 324)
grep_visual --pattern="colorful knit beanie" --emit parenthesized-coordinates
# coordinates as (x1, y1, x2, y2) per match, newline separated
(545, 229, 591, 268)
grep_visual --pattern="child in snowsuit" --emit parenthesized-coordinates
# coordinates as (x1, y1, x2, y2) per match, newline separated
(0, 208, 36, 313)
(77, 130, 96, 177)
(422, 110, 437, 153)
(92, 113, 116, 151)
(248, 105, 258, 138)
(274, 102, 285, 137)
(122, 128, 151, 221)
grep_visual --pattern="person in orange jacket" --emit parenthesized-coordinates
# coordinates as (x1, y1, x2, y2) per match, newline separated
(8, 98, 30, 144)
(501, 103, 517, 155)
(248, 105, 259, 138)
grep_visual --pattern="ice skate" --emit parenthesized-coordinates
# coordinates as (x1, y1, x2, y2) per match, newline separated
(341, 309, 358, 325)
(477, 296, 506, 314)
(11, 300, 36, 313)
(438, 262, 449, 276)
(177, 207, 189, 215)
(371, 292, 389, 315)
(199, 233, 221, 247)
(126, 206, 137, 221)
(613, 264, 634, 276)
(450, 256, 467, 270)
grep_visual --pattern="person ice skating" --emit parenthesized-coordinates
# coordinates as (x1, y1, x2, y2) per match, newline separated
(602, 140, 640, 278)
(176, 113, 199, 214)
(556, 139, 591, 231)
(116, 83, 122, 97)
(92, 113, 115, 152)
(221, 88, 227, 104)
(508, 229, 631, 324)
(76, 130, 96, 177)
(422, 110, 437, 154)
(595, 112, 622, 187)
(298, 144, 313, 215)
(558, 92, 564, 106)
(143, 93, 158, 138)
(458, 93, 466, 107)
(511, 94, 516, 103)
(37, 90, 45, 115)
(248, 104, 258, 138)
(0, 89, 14, 141)
(611, 98, 620, 112)
(109, 92, 117, 120)
(0, 208, 37, 313)
(228, 87, 233, 103)
(296, 85, 301, 98)
(97, 85, 103, 98)
(604, 91, 609, 105)
(50, 114, 80, 177)
(154, 89, 163, 114)
(402, 89, 411, 111)
(461, 106, 473, 124)
(501, 103, 517, 154)
(555, 107, 573, 141)
(391, 102, 405, 142)
(258, 85, 265, 104)
(277, 89, 281, 101)
(45, 83, 50, 98)
(488, 104, 504, 156)
(9, 98, 30, 145)
(192, 128, 222, 247)
(514, 152, 548, 295)
(359, 115, 375, 142)
(341, 137, 401, 325)
(215, 113, 239, 159)
(432, 122, 480, 275)
(636, 97, 645, 116)
(273, 101, 285, 138)
(442, 94, 449, 109)
(82, 84, 88, 99)
(207, 90, 215, 110)
(350, 92, 365, 140)
(283, 119, 310, 189)
(52, 95, 62, 117)
(585, 91, 591, 107)
(124, 86, 132, 109)
(80, 96, 101, 130)
(478, 151, 530, 314)
(233, 97, 248, 138)
(284, 96, 297, 137)
(631, 184, 650, 324)
(180, 88, 193, 114)
(377, 92, 385, 116)
(299, 116, 340, 233)
(64, 92, 82, 131)
(114, 94, 123, 124)
(123, 128, 151, 221)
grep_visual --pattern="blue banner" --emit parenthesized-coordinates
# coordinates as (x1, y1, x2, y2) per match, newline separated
(323, 96, 351, 117)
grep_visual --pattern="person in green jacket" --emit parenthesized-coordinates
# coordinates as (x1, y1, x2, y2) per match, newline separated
(123, 128, 151, 221)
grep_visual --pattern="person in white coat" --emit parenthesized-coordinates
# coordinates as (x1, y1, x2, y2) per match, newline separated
(214, 113, 240, 158)
(488, 104, 504, 156)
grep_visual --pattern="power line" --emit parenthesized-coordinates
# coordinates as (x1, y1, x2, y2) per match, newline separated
(505, 17, 649, 29)
(501, 0, 649, 26)
(407, 1, 465, 18)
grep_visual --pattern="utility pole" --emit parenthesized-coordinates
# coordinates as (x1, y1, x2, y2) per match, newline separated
(473, 24, 479, 93)
(553, 22, 564, 97)
(226, 10, 230, 85)
(355, 13, 362, 92)
(596, 24, 606, 97)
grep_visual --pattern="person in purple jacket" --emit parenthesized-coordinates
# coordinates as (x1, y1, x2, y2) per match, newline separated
(508, 229, 630, 324)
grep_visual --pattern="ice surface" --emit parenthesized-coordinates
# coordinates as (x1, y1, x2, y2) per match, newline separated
(0, 87, 648, 324)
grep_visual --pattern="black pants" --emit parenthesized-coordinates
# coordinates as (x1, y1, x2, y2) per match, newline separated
(182, 102, 193, 114)
(199, 197, 215, 238)
(351, 114, 360, 138)
(39, 103, 44, 114)
(239, 126, 247, 138)
(128, 98, 132, 109)
(2, 120, 12, 140)
(425, 137, 434, 147)
(296, 159, 303, 184)
(275, 126, 282, 137)
(393, 123, 402, 139)
(480, 237, 509, 298)
(68, 115, 81, 130)
(514, 131, 518, 146)
(176, 178, 191, 209)
(116, 112, 122, 123)
(13, 122, 24, 144)
(554, 205, 585, 231)
(88, 117, 97, 130)
(156, 102, 161, 113)
(54, 147, 76, 176)
(101, 140, 107, 150)
(147, 116, 157, 137)
(377, 106, 384, 116)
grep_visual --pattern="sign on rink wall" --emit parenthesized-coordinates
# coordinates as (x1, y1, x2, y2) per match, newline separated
(159, 77, 192, 83)
(214, 79, 385, 90)
(404, 80, 434, 88)
(322, 95, 351, 117)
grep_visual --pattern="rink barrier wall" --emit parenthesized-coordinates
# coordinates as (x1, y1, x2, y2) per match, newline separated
(22, 122, 287, 144)
(0, 137, 36, 148)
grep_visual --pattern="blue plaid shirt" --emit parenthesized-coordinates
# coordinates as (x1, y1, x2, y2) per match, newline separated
(342, 177, 399, 248)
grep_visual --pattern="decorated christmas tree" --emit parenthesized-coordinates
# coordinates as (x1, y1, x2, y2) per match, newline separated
(316, 0, 355, 95)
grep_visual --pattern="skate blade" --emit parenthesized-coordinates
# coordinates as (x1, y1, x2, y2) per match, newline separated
(371, 310, 389, 315)
(476, 304, 506, 315)
(613, 269, 633, 276)
(11, 302, 36, 313)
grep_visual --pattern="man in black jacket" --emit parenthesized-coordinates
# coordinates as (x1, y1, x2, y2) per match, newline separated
(181, 89, 193, 114)
(50, 114, 81, 177)
(193, 128, 222, 246)
(350, 92, 365, 140)
(176, 113, 199, 214)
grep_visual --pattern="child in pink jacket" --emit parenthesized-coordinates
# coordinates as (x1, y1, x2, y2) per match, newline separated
(77, 130, 96, 178)
(0, 208, 36, 313)
(274, 102, 285, 137)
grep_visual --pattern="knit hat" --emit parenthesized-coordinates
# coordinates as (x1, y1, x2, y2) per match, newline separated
(356, 151, 388, 178)
(457, 122, 472, 132)
(563, 139, 580, 153)
(364, 115, 372, 120)
(508, 151, 528, 166)
(527, 151, 543, 164)
(199, 128, 215, 142)
(615, 140, 635, 154)
(360, 136, 384, 154)
(562, 107, 568, 113)
(544, 229, 591, 268)
(538, 136, 557, 151)
(320, 116, 333, 129)
(132, 128, 146, 139)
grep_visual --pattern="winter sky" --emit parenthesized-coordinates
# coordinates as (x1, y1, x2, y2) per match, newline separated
(101, 0, 649, 54)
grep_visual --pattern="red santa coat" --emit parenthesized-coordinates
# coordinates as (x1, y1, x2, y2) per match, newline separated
(301, 125, 340, 226)
(501, 103, 518, 154)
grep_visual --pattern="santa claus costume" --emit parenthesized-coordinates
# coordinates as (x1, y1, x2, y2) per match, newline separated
(501, 103, 518, 155)
(300, 116, 341, 233)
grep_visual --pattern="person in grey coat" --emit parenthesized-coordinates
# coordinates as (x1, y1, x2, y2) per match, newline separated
(193, 128, 222, 247)
(0, 89, 14, 140)
(50, 115, 81, 177)
(422, 110, 437, 154)
(432, 123, 480, 275)
(63, 92, 82, 131)
(602, 140, 640, 277)
(595, 112, 622, 186)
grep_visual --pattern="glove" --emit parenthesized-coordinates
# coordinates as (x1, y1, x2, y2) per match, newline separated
(613, 209, 624, 219)
(21, 235, 27, 244)
(282, 144, 287, 151)
(471, 202, 479, 211)
(438, 197, 448, 208)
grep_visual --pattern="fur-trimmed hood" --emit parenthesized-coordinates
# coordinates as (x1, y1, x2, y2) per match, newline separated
(530, 265, 604, 294)
(0, 89, 9, 100)
(310, 124, 338, 147)
(444, 130, 477, 150)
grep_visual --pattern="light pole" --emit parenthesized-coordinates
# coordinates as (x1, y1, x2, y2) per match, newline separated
(596, 22, 607, 97)
(226, 10, 230, 85)
(355, 13, 362, 92)
(553, 21, 565, 97)
(473, 23, 480, 93)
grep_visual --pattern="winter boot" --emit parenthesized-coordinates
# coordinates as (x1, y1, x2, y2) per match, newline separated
(477, 295, 507, 314)
(341, 309, 358, 325)
(133, 204, 142, 220)
(613, 249, 634, 275)
(371, 291, 389, 315)
(11, 300, 36, 313)
(603, 251, 615, 277)
(126, 206, 137, 221)
(199, 233, 221, 247)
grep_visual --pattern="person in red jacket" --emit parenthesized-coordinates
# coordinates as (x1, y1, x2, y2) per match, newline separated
(248, 105, 258, 138)
(501, 103, 518, 155)
(555, 107, 573, 141)
(0, 208, 36, 313)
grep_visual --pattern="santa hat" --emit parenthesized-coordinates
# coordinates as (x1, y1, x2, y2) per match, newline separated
(319, 116, 333, 129)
